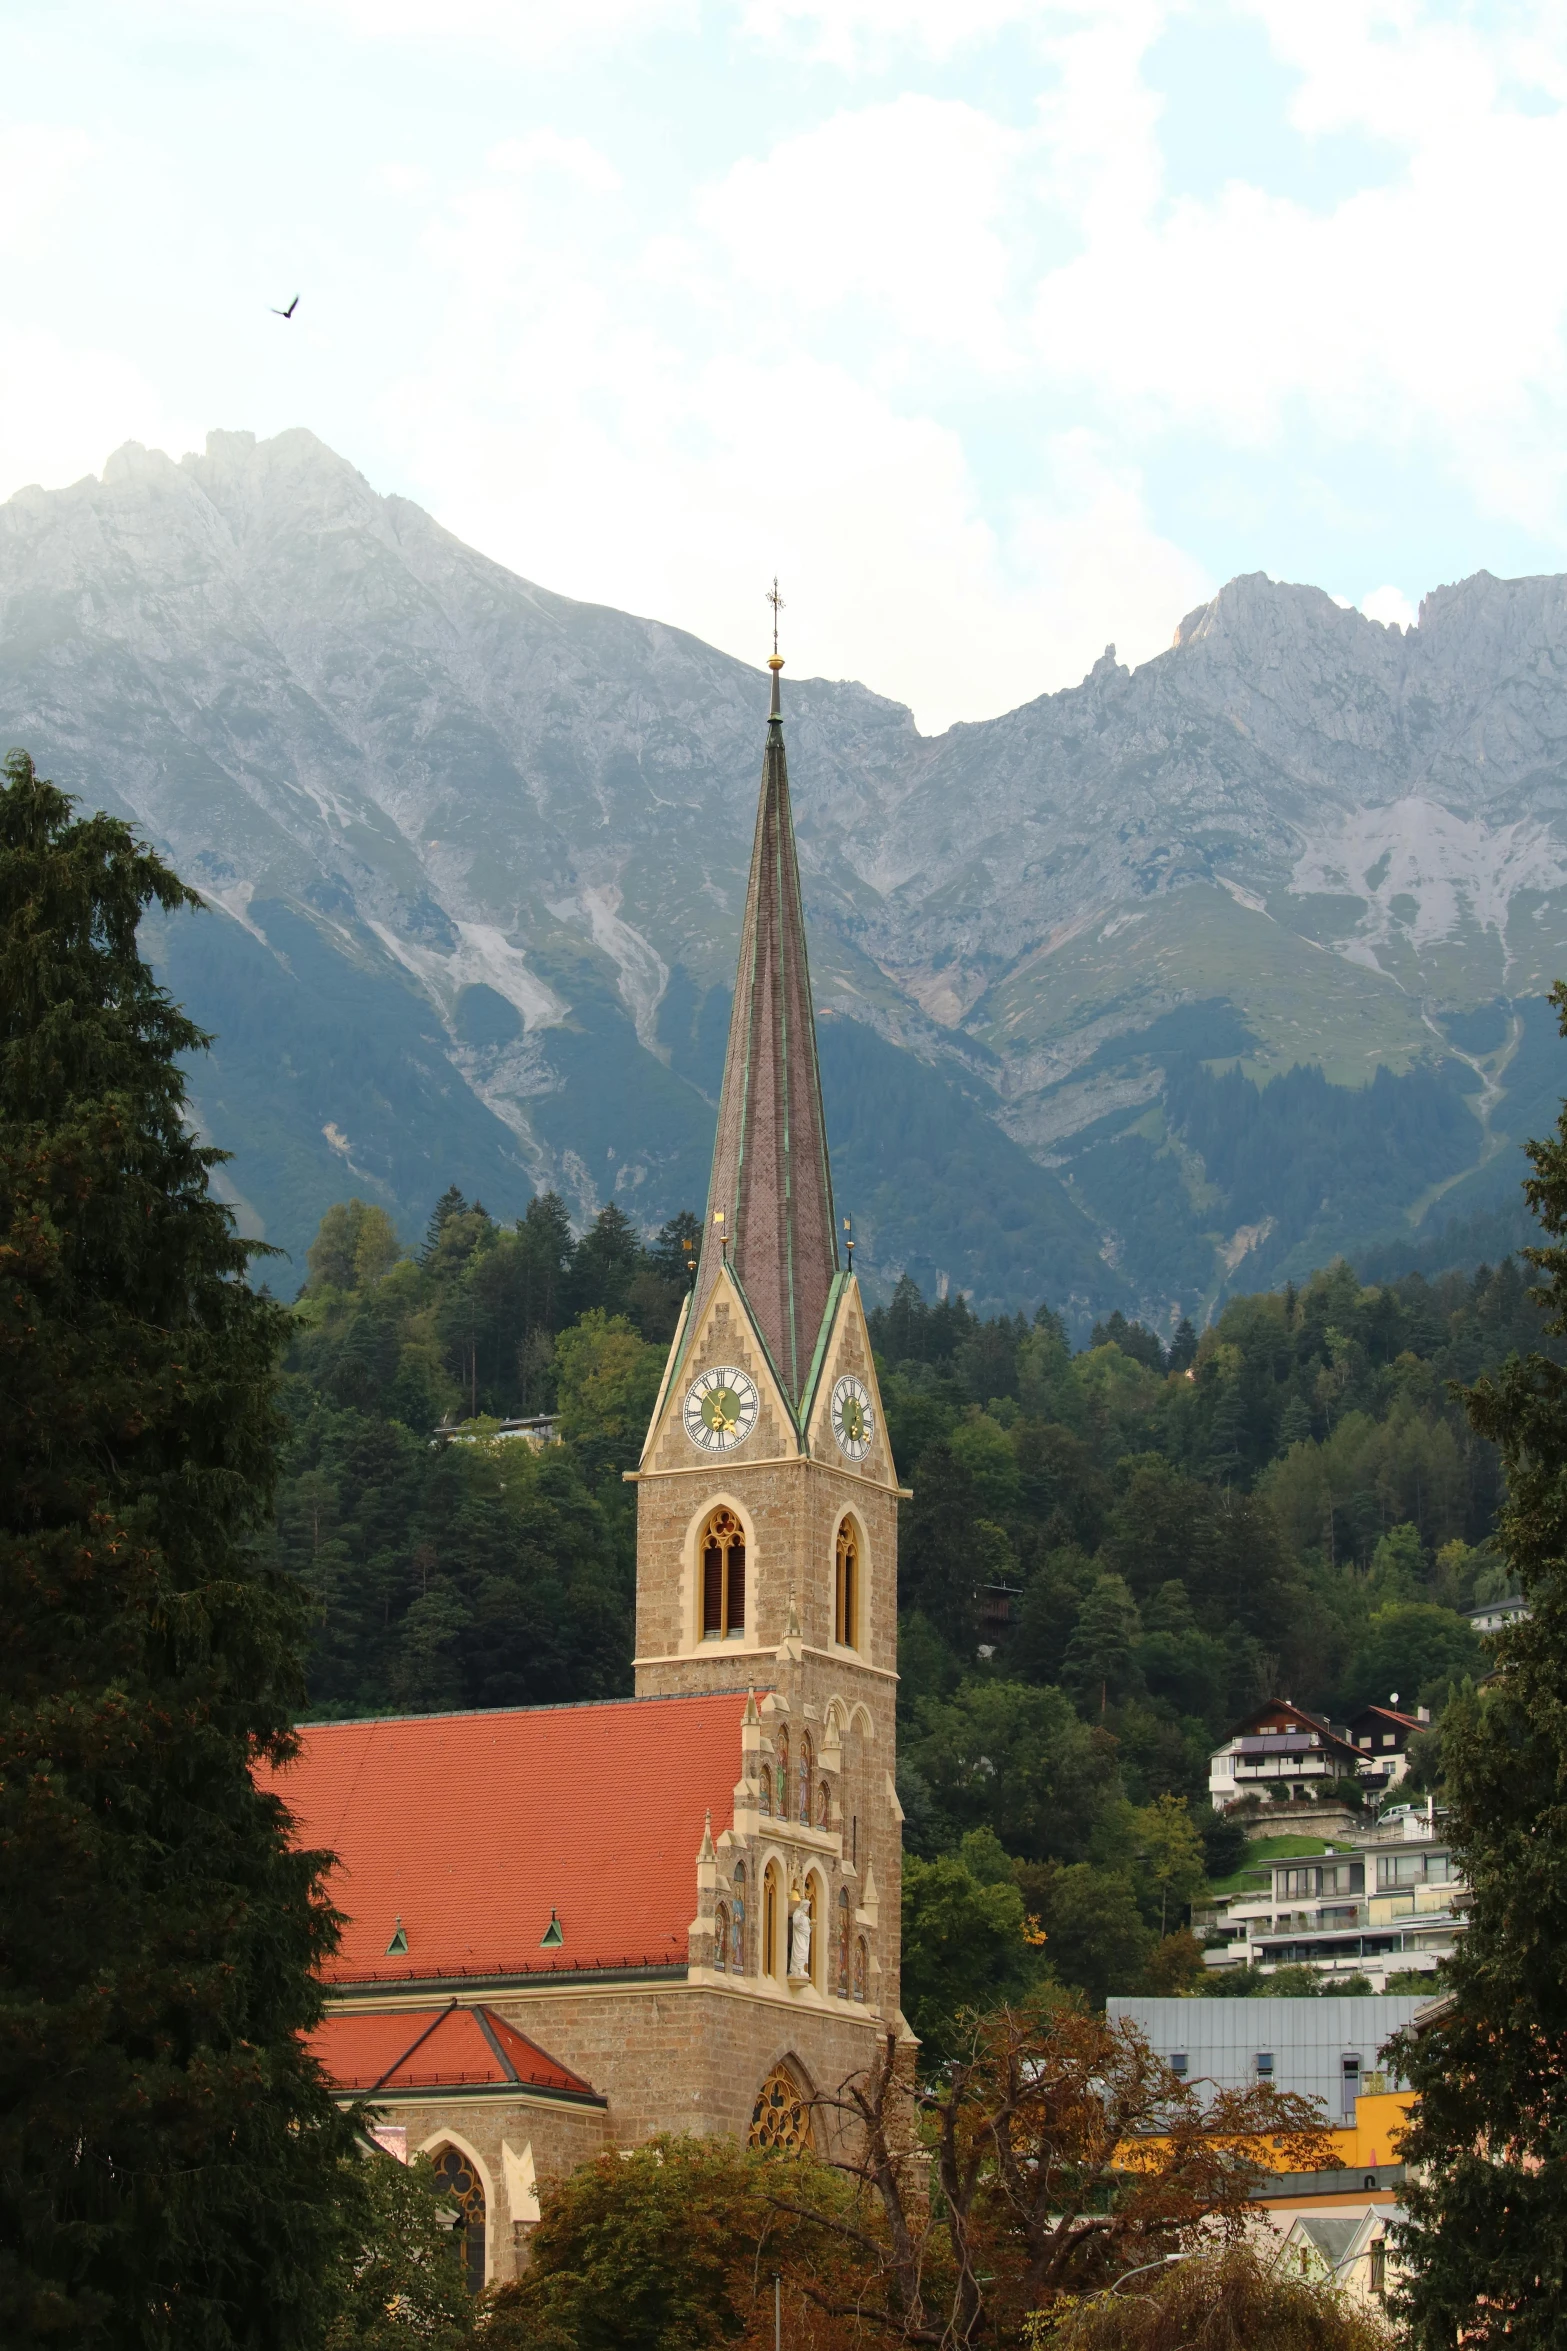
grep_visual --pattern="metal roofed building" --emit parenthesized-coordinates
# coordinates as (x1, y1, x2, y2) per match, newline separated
(1107, 1995, 1426, 2120)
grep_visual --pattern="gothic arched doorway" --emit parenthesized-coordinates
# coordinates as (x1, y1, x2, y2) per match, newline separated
(749, 2062, 815, 2152)
(431, 2142, 486, 2292)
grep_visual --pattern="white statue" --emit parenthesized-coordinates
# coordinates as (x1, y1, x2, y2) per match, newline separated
(789, 1896, 812, 1978)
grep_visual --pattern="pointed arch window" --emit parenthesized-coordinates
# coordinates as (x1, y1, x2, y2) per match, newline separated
(775, 1730, 789, 1822)
(853, 1937, 868, 2003)
(749, 2063, 814, 2151)
(701, 1508, 746, 1640)
(835, 1519, 860, 1650)
(757, 1765, 771, 1818)
(731, 1862, 747, 1972)
(714, 1901, 731, 1972)
(763, 1861, 782, 1980)
(798, 1731, 814, 1826)
(432, 2144, 486, 2293)
(837, 1889, 851, 1996)
(817, 1776, 832, 1830)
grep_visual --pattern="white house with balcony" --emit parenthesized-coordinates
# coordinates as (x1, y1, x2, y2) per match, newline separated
(1208, 1699, 1364, 1811)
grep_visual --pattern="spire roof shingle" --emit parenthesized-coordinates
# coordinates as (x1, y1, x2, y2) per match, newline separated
(691, 662, 838, 1406)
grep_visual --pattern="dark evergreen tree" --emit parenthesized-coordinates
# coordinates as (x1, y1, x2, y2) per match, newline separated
(1391, 980, 1567, 2344)
(569, 1202, 643, 1318)
(648, 1209, 702, 1288)
(0, 754, 351, 2347)
(421, 1183, 469, 1261)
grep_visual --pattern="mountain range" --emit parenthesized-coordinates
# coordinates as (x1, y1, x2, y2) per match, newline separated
(4, 426, 1567, 1330)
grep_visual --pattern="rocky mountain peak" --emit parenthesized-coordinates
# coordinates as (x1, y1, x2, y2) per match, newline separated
(4, 426, 1567, 1325)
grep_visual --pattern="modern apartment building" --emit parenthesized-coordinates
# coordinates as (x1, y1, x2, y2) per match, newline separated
(1196, 1805, 1466, 1989)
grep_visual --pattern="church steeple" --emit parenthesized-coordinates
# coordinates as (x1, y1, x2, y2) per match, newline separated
(690, 638, 838, 1409)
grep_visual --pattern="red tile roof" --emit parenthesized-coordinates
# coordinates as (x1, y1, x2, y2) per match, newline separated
(309, 2003, 600, 2098)
(263, 1693, 747, 1984)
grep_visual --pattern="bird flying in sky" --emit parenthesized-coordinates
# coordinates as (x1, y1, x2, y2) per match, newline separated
(271, 294, 299, 320)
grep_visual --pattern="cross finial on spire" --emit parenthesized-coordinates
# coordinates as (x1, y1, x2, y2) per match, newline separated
(765, 578, 785, 718)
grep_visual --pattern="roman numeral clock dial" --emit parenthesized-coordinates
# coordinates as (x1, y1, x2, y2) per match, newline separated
(831, 1374, 874, 1460)
(683, 1365, 760, 1453)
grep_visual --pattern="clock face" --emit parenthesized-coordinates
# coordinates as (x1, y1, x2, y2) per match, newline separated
(683, 1365, 760, 1453)
(830, 1373, 874, 1461)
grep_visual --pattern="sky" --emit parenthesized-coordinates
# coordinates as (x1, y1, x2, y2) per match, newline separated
(5, 1, 1567, 733)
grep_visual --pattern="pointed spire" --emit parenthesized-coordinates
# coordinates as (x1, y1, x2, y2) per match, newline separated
(698, 1808, 716, 1863)
(692, 634, 838, 1404)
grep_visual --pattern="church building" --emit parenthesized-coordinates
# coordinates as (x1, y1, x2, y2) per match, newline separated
(268, 649, 908, 2291)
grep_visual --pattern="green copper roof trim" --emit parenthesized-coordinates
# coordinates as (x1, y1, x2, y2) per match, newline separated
(725, 1262, 806, 1445)
(641, 1287, 693, 1463)
(797, 1269, 854, 1441)
(656, 1260, 810, 1450)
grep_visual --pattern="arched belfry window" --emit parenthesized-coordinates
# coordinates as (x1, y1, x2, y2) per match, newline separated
(835, 1519, 860, 1650)
(701, 1508, 746, 1640)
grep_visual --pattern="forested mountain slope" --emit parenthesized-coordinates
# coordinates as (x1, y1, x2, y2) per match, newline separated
(276, 1184, 1539, 2009)
(7, 429, 1567, 1324)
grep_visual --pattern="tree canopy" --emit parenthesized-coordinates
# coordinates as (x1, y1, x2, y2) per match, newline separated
(0, 753, 349, 2346)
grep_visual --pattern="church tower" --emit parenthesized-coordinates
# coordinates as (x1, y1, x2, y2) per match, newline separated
(629, 642, 905, 2034)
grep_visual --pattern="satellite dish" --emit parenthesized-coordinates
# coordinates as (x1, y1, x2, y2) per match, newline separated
(1390, 1692, 1400, 1705)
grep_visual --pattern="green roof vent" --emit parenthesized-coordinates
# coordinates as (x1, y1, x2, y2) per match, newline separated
(539, 1908, 564, 1948)
(386, 1918, 408, 1957)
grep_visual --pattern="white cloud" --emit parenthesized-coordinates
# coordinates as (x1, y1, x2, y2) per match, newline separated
(488, 132, 623, 192)
(1026, 5, 1567, 531)
(0, 327, 199, 503)
(700, 97, 1022, 358)
(740, 0, 1040, 69)
(0, 125, 95, 256)
(384, 141, 1205, 730)
(179, 0, 688, 54)
(1360, 584, 1417, 630)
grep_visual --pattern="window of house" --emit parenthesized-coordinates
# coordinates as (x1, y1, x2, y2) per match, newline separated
(1382, 1734, 1396, 1748)
(1255, 2053, 1274, 2079)
(836, 1520, 860, 1648)
(1342, 2055, 1361, 2116)
(700, 1508, 746, 1640)
(1171, 2053, 1188, 2078)
(1369, 2239, 1386, 2297)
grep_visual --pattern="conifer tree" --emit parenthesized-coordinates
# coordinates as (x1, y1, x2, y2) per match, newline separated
(0, 754, 352, 2346)
(1392, 978, 1567, 2343)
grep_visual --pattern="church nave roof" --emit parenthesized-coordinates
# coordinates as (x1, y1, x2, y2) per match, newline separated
(264, 1690, 750, 1986)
